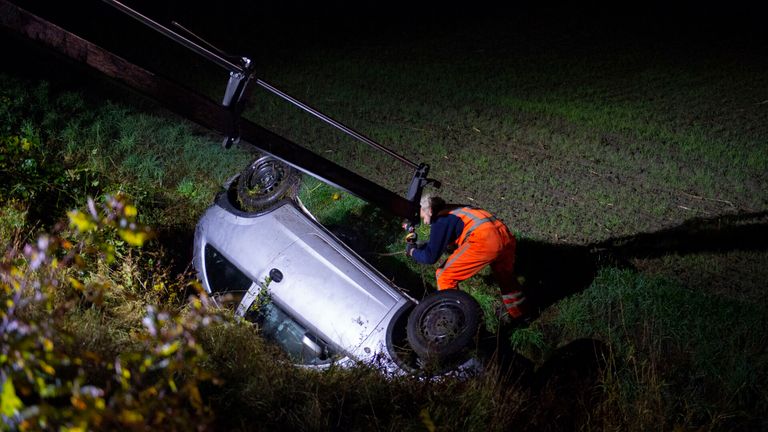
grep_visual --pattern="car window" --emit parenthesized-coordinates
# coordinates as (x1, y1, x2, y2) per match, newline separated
(204, 244, 252, 295)
(205, 245, 337, 366)
(244, 301, 338, 366)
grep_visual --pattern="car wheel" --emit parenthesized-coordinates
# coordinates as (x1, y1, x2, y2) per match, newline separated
(406, 290, 482, 366)
(237, 155, 300, 211)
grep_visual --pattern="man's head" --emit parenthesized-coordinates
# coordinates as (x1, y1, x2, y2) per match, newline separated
(419, 193, 446, 225)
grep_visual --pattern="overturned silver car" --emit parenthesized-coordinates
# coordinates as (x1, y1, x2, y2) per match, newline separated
(192, 156, 483, 375)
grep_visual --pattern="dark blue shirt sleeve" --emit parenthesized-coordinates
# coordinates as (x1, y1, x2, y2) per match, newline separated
(411, 214, 464, 264)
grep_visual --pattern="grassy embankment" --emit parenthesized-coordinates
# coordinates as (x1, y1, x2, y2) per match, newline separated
(2, 20, 767, 431)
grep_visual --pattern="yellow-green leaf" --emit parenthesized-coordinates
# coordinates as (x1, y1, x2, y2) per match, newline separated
(420, 408, 436, 432)
(119, 410, 144, 424)
(39, 360, 55, 376)
(118, 229, 148, 247)
(189, 385, 203, 411)
(69, 277, 84, 292)
(1, 379, 23, 417)
(159, 341, 180, 357)
(124, 204, 137, 218)
(68, 210, 96, 232)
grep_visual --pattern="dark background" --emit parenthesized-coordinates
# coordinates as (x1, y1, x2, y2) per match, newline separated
(3, 0, 765, 123)
(6, 0, 767, 70)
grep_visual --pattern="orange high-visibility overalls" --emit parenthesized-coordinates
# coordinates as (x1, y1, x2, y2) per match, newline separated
(435, 207, 526, 318)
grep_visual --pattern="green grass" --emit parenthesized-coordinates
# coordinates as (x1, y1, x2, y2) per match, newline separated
(237, 31, 767, 244)
(1, 73, 254, 229)
(199, 318, 530, 431)
(297, 177, 368, 226)
(544, 268, 768, 429)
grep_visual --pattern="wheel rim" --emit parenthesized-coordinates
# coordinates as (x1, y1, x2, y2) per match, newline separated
(244, 159, 284, 196)
(418, 301, 466, 347)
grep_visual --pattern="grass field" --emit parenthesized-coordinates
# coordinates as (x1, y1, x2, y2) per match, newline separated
(2, 6, 767, 431)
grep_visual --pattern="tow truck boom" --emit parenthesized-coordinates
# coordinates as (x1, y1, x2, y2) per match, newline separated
(0, 0, 439, 223)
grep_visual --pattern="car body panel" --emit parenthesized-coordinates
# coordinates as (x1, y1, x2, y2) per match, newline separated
(193, 196, 415, 373)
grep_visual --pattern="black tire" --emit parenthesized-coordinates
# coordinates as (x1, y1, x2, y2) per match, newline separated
(236, 155, 299, 211)
(406, 290, 483, 366)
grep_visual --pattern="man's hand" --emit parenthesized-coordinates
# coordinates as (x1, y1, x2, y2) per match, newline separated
(405, 241, 416, 257)
(405, 231, 417, 243)
(404, 222, 417, 243)
(403, 221, 417, 257)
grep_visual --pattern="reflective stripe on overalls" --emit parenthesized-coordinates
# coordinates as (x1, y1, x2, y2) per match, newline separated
(434, 207, 525, 318)
(452, 207, 498, 245)
(502, 291, 525, 308)
(435, 207, 498, 282)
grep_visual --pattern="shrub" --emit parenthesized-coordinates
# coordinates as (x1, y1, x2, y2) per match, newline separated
(0, 196, 224, 431)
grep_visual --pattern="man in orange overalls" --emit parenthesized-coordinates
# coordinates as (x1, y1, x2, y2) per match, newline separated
(406, 194, 528, 320)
